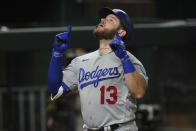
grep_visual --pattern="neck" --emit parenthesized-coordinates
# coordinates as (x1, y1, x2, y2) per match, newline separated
(99, 39, 113, 55)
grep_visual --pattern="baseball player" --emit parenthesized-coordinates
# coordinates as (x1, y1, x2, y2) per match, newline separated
(48, 7, 148, 131)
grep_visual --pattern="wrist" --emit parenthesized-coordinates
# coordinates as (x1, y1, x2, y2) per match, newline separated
(120, 55, 129, 61)
(121, 55, 136, 74)
(117, 50, 127, 60)
(52, 49, 64, 57)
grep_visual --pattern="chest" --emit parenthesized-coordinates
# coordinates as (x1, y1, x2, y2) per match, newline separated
(77, 55, 124, 89)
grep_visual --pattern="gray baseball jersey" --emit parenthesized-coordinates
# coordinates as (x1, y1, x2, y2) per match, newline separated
(53, 50, 148, 129)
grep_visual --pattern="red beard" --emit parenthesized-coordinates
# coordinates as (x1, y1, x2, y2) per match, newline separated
(92, 26, 116, 40)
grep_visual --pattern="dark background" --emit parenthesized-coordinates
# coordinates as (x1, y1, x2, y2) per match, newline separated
(1, 0, 196, 27)
(0, 0, 196, 131)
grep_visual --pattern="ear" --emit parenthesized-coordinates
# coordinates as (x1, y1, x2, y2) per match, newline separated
(118, 29, 126, 38)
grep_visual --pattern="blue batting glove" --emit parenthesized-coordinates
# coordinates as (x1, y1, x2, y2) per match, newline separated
(110, 31, 136, 74)
(109, 31, 127, 59)
(53, 25, 71, 56)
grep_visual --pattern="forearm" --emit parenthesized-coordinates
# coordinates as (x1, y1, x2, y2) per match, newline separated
(109, 32, 147, 99)
(121, 55, 146, 99)
(47, 52, 64, 94)
(48, 25, 71, 96)
(124, 71, 147, 99)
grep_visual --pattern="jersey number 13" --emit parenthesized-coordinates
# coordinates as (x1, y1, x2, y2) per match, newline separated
(100, 85, 117, 104)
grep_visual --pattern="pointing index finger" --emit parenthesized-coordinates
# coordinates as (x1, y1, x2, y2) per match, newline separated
(115, 31, 121, 40)
(67, 25, 71, 34)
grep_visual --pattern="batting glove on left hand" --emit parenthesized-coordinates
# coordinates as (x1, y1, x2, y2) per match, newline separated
(110, 31, 136, 74)
(53, 25, 71, 55)
(109, 31, 127, 60)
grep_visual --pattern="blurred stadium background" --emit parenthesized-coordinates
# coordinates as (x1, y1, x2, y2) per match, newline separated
(0, 0, 196, 131)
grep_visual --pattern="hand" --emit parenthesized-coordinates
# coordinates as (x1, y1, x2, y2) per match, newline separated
(110, 31, 136, 74)
(109, 31, 127, 59)
(53, 25, 71, 52)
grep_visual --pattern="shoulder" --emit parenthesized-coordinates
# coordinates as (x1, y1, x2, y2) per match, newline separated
(127, 50, 148, 81)
(126, 51, 142, 65)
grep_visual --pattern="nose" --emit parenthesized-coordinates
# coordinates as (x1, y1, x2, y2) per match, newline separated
(100, 18, 106, 23)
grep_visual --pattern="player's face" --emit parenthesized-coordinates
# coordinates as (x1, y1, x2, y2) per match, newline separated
(93, 14, 121, 40)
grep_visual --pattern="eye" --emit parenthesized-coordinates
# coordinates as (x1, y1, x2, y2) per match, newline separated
(109, 18, 113, 22)
(108, 18, 114, 23)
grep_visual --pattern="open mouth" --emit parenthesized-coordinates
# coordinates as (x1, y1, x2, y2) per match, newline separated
(98, 24, 104, 27)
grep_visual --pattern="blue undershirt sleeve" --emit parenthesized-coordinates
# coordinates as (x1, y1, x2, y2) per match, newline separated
(48, 52, 67, 94)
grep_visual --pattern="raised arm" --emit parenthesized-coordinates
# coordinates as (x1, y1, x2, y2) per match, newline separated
(48, 25, 72, 97)
(110, 31, 147, 99)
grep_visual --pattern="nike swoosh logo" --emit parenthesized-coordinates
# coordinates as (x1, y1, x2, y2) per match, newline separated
(82, 59, 89, 62)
